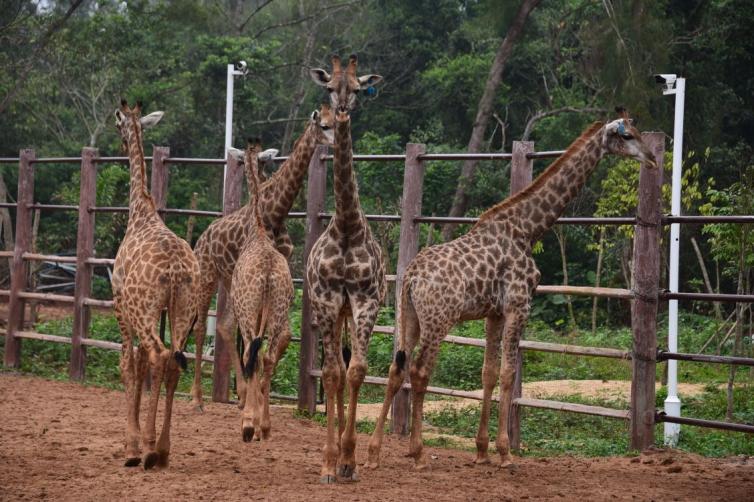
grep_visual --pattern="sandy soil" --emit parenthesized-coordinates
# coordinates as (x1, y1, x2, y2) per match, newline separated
(1, 374, 752, 501)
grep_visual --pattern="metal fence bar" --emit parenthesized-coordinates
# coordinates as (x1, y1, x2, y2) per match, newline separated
(28, 204, 78, 211)
(661, 291, 754, 303)
(657, 350, 754, 367)
(663, 215, 754, 224)
(526, 150, 566, 159)
(317, 212, 401, 222)
(656, 412, 754, 434)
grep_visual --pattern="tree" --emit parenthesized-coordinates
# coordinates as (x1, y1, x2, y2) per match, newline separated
(441, 0, 542, 240)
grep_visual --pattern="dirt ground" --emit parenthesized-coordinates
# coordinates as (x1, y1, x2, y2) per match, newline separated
(1, 374, 753, 501)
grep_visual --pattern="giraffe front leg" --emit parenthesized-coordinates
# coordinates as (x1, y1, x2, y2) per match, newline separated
(317, 315, 341, 484)
(337, 304, 377, 481)
(495, 297, 530, 469)
(475, 314, 503, 465)
(216, 306, 244, 408)
(190, 286, 215, 411)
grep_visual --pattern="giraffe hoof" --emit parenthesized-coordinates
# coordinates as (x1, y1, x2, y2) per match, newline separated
(156, 450, 169, 468)
(319, 475, 337, 484)
(260, 428, 271, 440)
(474, 456, 491, 465)
(242, 427, 255, 443)
(500, 461, 519, 473)
(143, 451, 159, 470)
(192, 402, 204, 413)
(124, 456, 141, 467)
(337, 464, 359, 482)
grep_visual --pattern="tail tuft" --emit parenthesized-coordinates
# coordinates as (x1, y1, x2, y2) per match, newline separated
(342, 346, 352, 369)
(174, 351, 187, 371)
(243, 338, 264, 379)
(395, 350, 406, 371)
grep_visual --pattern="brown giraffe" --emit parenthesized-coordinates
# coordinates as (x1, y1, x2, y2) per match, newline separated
(190, 105, 334, 409)
(366, 109, 657, 471)
(112, 101, 200, 469)
(228, 138, 294, 442)
(306, 54, 385, 483)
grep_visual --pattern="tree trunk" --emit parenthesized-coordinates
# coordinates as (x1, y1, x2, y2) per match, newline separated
(441, 0, 542, 241)
(690, 236, 722, 320)
(281, 0, 319, 154)
(592, 227, 606, 334)
(185, 192, 199, 244)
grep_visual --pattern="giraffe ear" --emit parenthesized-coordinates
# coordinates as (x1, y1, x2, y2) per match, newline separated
(258, 149, 278, 162)
(227, 147, 244, 162)
(309, 68, 331, 87)
(358, 74, 383, 90)
(139, 111, 164, 129)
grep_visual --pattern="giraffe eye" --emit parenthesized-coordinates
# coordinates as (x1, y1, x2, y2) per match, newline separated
(322, 125, 331, 131)
(620, 133, 634, 140)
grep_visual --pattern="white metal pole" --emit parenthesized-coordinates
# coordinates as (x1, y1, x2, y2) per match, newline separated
(664, 77, 685, 446)
(224, 63, 235, 198)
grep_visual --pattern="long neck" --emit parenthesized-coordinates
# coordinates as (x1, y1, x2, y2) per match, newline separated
(259, 122, 318, 228)
(333, 116, 362, 232)
(244, 151, 266, 240)
(126, 127, 156, 222)
(478, 123, 605, 241)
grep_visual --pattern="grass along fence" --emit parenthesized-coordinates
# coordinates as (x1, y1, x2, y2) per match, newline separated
(1, 134, 753, 453)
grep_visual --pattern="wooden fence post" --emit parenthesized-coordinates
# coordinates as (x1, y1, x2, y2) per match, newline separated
(630, 132, 665, 450)
(70, 147, 98, 380)
(150, 146, 170, 217)
(4, 149, 35, 368)
(390, 143, 426, 435)
(212, 151, 244, 402)
(298, 145, 328, 413)
(509, 140, 534, 450)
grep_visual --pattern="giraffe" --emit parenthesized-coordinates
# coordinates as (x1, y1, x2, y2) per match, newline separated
(228, 138, 294, 442)
(306, 54, 385, 483)
(365, 109, 657, 471)
(190, 104, 334, 409)
(112, 100, 200, 469)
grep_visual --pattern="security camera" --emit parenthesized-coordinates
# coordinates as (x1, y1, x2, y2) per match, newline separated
(654, 74, 676, 85)
(236, 60, 248, 75)
(654, 73, 678, 92)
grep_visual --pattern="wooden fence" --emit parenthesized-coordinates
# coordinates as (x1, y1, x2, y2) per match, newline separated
(2, 133, 754, 452)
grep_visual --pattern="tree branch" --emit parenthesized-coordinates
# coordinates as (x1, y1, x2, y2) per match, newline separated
(521, 106, 609, 141)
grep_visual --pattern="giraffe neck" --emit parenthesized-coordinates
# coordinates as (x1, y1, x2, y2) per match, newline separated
(243, 151, 266, 241)
(260, 122, 318, 228)
(125, 127, 156, 224)
(333, 116, 362, 233)
(477, 122, 605, 242)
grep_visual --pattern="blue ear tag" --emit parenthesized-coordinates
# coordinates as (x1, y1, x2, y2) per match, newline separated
(617, 120, 626, 136)
(366, 86, 376, 97)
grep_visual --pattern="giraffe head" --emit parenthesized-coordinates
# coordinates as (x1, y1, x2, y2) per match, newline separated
(114, 99, 164, 153)
(309, 54, 383, 119)
(311, 103, 335, 146)
(602, 107, 657, 168)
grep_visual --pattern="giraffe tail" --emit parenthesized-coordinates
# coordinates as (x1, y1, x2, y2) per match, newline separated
(394, 278, 413, 372)
(242, 273, 271, 379)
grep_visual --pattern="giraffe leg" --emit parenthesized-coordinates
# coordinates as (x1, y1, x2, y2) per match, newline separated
(141, 335, 168, 470)
(155, 356, 180, 468)
(259, 316, 291, 440)
(190, 273, 216, 411)
(495, 296, 530, 469)
(216, 305, 244, 407)
(407, 319, 447, 471)
(134, 345, 149, 425)
(117, 314, 141, 467)
(366, 299, 420, 469)
(337, 301, 378, 481)
(475, 314, 504, 465)
(241, 349, 263, 443)
(315, 310, 341, 484)
(335, 312, 347, 447)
